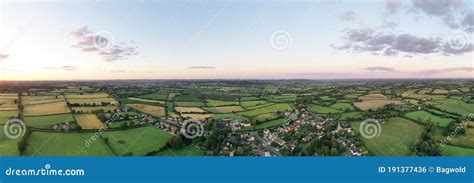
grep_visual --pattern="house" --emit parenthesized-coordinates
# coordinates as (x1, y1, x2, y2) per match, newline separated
(302, 136, 312, 142)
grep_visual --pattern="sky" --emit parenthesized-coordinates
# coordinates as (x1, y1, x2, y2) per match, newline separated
(0, 0, 472, 80)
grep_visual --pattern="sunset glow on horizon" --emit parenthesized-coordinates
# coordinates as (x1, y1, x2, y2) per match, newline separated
(0, 0, 472, 80)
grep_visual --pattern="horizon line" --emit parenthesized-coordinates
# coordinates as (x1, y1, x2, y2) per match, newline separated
(0, 78, 473, 82)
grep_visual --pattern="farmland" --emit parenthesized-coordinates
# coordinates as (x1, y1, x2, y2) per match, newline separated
(352, 117, 425, 156)
(155, 145, 203, 156)
(203, 106, 245, 113)
(127, 104, 165, 117)
(0, 125, 21, 156)
(24, 101, 70, 116)
(404, 110, 454, 127)
(24, 114, 74, 128)
(23, 132, 114, 156)
(440, 145, 474, 156)
(309, 104, 342, 114)
(0, 110, 18, 124)
(434, 98, 474, 115)
(0, 79, 472, 156)
(102, 127, 172, 156)
(75, 114, 105, 129)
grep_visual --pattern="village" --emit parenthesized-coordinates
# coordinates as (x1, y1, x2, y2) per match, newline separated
(98, 102, 367, 157)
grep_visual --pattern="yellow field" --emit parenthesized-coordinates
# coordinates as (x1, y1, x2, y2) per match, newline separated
(0, 94, 17, 107)
(405, 94, 446, 100)
(449, 89, 461, 94)
(0, 93, 16, 96)
(175, 107, 206, 113)
(128, 97, 165, 104)
(169, 112, 181, 119)
(181, 113, 212, 120)
(204, 106, 245, 113)
(127, 104, 165, 117)
(23, 98, 65, 105)
(358, 93, 387, 101)
(0, 99, 18, 110)
(66, 93, 110, 99)
(24, 101, 70, 116)
(0, 94, 18, 100)
(417, 88, 432, 94)
(75, 114, 105, 129)
(22, 95, 63, 101)
(355, 100, 402, 110)
(458, 87, 471, 93)
(432, 89, 449, 94)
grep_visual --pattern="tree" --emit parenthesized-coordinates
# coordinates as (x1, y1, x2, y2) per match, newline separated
(122, 152, 133, 156)
(103, 137, 109, 144)
(167, 135, 185, 149)
(413, 122, 441, 156)
(18, 138, 28, 154)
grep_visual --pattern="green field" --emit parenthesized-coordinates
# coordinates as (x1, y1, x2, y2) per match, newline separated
(249, 118, 287, 130)
(240, 100, 269, 108)
(433, 128, 474, 148)
(155, 145, 203, 156)
(440, 145, 474, 156)
(266, 95, 297, 102)
(24, 132, 114, 156)
(404, 110, 454, 127)
(212, 113, 248, 121)
(205, 99, 239, 107)
(24, 113, 74, 128)
(352, 117, 425, 156)
(309, 104, 342, 114)
(240, 96, 261, 101)
(329, 103, 355, 111)
(435, 99, 474, 115)
(238, 103, 291, 117)
(338, 112, 363, 121)
(174, 101, 206, 107)
(174, 95, 203, 102)
(138, 91, 169, 101)
(108, 120, 130, 128)
(244, 102, 275, 110)
(120, 98, 164, 107)
(254, 113, 279, 122)
(0, 125, 21, 156)
(0, 110, 18, 124)
(103, 127, 173, 156)
(320, 96, 336, 101)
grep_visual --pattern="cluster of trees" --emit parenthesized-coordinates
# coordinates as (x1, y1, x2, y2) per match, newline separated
(201, 128, 230, 155)
(67, 102, 112, 107)
(281, 134, 345, 156)
(18, 128, 32, 154)
(412, 122, 441, 156)
(445, 121, 466, 136)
